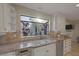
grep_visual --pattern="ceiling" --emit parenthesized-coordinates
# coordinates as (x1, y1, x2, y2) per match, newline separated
(16, 3, 79, 20)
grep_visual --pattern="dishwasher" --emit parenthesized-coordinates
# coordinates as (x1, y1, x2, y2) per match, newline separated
(16, 48, 32, 56)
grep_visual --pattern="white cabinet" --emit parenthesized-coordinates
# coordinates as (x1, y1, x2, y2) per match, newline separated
(63, 39, 71, 55)
(32, 44, 56, 56)
(0, 4, 16, 32)
(0, 4, 4, 32)
(0, 52, 16, 56)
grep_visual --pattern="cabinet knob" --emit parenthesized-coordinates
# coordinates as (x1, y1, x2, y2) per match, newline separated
(46, 50, 49, 52)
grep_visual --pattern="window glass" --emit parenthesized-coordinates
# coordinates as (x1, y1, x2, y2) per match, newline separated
(20, 16, 48, 36)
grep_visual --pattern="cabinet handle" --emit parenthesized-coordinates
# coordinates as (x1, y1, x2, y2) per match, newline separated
(20, 50, 28, 53)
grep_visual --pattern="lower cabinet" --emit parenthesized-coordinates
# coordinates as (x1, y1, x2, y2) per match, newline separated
(0, 44, 56, 56)
(0, 39, 71, 56)
(63, 39, 71, 55)
(32, 43, 56, 56)
(15, 48, 32, 56)
(56, 39, 71, 56)
(0, 52, 16, 56)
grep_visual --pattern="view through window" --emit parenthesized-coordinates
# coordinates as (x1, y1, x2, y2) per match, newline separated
(20, 16, 48, 36)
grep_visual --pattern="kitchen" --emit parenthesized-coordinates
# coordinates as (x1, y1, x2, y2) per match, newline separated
(0, 3, 71, 56)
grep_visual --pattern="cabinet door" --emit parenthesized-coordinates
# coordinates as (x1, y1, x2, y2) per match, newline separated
(0, 4, 4, 32)
(63, 39, 71, 54)
(0, 52, 16, 56)
(33, 45, 47, 56)
(32, 44, 56, 56)
(0, 4, 16, 32)
(3, 4, 16, 32)
(3, 4, 11, 32)
(46, 44, 56, 56)
(9, 5, 16, 32)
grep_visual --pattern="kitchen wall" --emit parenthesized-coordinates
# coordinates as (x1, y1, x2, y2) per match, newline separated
(66, 20, 79, 42)
(14, 4, 67, 36)
(14, 5, 52, 33)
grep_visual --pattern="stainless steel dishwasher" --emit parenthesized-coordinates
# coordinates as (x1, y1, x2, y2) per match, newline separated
(56, 40, 63, 56)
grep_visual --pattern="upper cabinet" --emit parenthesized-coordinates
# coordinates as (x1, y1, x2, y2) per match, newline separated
(0, 4, 16, 32)
(0, 4, 4, 32)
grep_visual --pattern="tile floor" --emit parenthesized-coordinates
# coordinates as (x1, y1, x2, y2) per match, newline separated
(70, 42, 79, 56)
(64, 41, 79, 56)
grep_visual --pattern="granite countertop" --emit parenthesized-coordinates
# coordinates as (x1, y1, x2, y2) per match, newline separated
(0, 38, 56, 54)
